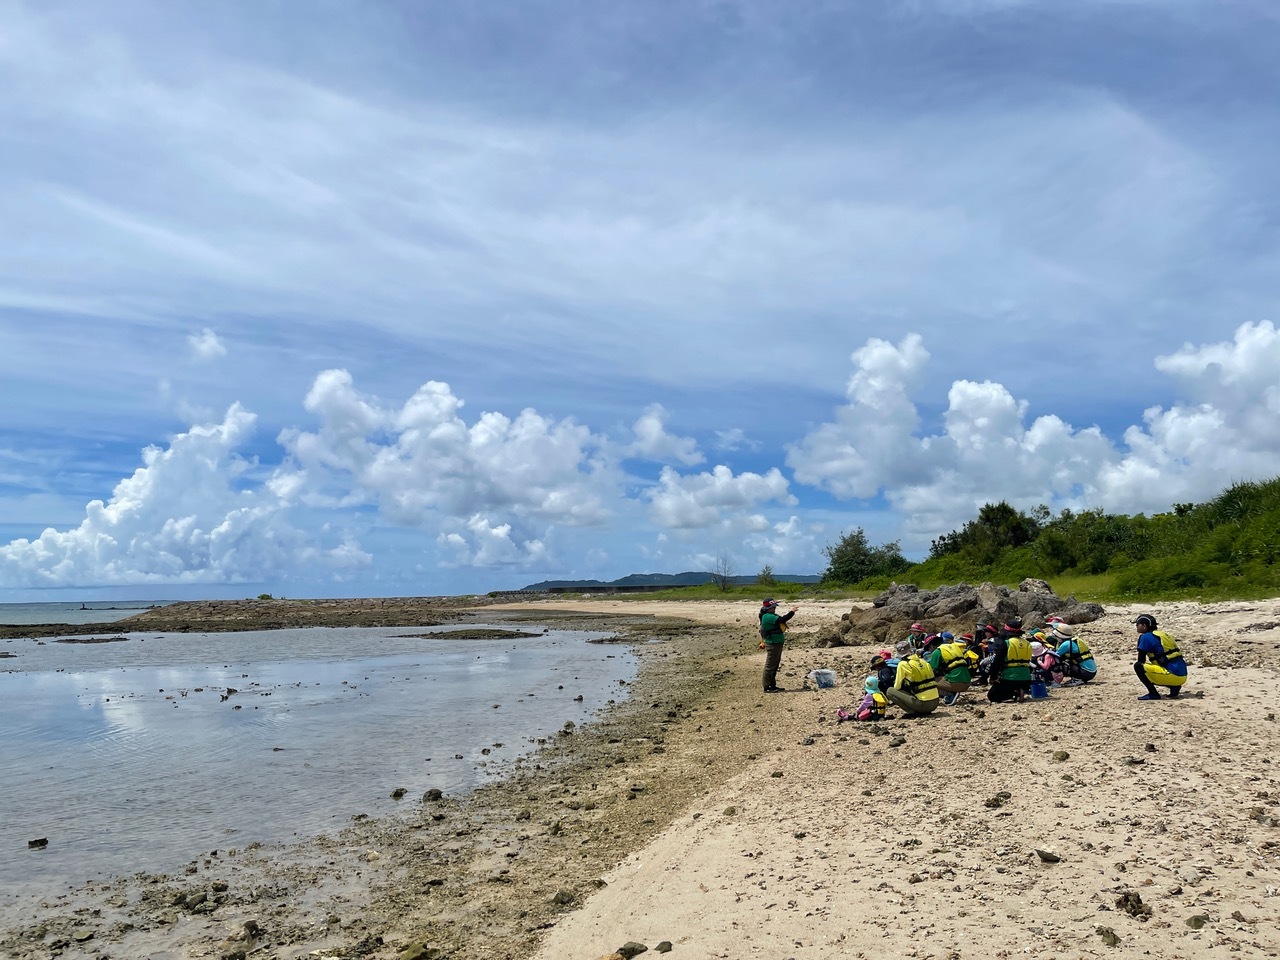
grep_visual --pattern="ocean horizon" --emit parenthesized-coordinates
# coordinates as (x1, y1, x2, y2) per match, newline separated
(0, 600, 171, 626)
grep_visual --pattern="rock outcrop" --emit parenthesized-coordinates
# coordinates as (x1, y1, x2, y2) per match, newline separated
(817, 580, 1104, 647)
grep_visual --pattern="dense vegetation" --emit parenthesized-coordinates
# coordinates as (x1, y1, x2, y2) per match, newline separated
(821, 477, 1280, 603)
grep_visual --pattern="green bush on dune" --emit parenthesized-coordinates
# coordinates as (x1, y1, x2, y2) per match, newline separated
(819, 476, 1280, 603)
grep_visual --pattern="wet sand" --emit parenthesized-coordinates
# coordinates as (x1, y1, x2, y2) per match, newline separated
(2, 595, 1278, 959)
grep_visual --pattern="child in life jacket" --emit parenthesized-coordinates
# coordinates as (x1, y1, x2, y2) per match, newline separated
(1029, 639, 1062, 685)
(837, 675, 888, 722)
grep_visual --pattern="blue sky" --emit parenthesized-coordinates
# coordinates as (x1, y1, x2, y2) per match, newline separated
(3, 0, 1280, 600)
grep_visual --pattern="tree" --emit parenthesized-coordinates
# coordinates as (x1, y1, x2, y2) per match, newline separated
(756, 564, 777, 587)
(711, 551, 735, 591)
(822, 529, 910, 584)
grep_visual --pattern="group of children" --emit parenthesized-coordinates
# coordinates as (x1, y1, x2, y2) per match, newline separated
(838, 614, 1101, 721)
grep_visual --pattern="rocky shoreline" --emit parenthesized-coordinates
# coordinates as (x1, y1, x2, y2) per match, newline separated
(1, 597, 764, 960)
(6, 594, 1279, 960)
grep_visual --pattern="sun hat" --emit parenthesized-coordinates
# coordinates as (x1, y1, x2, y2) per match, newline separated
(865, 675, 880, 694)
(870, 654, 887, 668)
(1050, 623, 1074, 640)
(1030, 641, 1047, 656)
(959, 632, 975, 642)
(1045, 614, 1066, 625)
(895, 639, 913, 656)
(761, 598, 778, 609)
(909, 623, 925, 633)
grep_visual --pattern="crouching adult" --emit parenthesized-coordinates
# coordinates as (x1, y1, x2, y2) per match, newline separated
(925, 632, 972, 705)
(1051, 623, 1097, 684)
(987, 619, 1033, 703)
(1134, 614, 1187, 701)
(885, 640, 940, 716)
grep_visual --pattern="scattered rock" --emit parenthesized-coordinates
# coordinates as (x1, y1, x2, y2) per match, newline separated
(1185, 914, 1210, 929)
(617, 943, 648, 958)
(27, 837, 48, 849)
(655, 943, 673, 954)
(1116, 890, 1152, 919)
(552, 888, 575, 906)
(422, 788, 444, 802)
(391, 787, 407, 800)
(1034, 849, 1061, 863)
(1096, 925, 1121, 946)
(400, 942, 444, 960)
(1052, 750, 1070, 762)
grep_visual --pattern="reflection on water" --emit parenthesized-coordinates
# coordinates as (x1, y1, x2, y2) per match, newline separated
(0, 625, 634, 901)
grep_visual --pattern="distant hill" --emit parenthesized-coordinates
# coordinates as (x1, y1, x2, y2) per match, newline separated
(521, 571, 821, 591)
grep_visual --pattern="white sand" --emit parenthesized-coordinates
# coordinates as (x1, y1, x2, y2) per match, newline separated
(503, 596, 1280, 960)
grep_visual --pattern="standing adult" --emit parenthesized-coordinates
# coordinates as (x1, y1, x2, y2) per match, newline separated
(759, 599, 798, 693)
(885, 640, 940, 716)
(987, 618, 1033, 703)
(1134, 614, 1187, 700)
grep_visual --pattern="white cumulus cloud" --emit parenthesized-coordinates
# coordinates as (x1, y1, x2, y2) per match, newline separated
(0, 404, 335, 587)
(788, 322, 1280, 549)
(647, 464, 796, 530)
(626, 404, 704, 466)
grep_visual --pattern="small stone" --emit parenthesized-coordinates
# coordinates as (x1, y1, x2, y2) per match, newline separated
(1035, 849, 1061, 863)
(422, 789, 444, 802)
(617, 943, 648, 959)
(1116, 891, 1151, 918)
(1052, 750, 1070, 762)
(552, 888, 575, 906)
(770, 771, 784, 778)
(1096, 925, 1121, 946)
(1185, 914, 1209, 929)
(391, 787, 407, 800)
(27, 838, 48, 850)
(655, 943, 673, 954)
(399, 943, 444, 960)
(722, 806, 737, 816)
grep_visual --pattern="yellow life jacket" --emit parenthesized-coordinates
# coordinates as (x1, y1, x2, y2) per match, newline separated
(1004, 635, 1032, 671)
(898, 655, 938, 699)
(1061, 638, 1092, 663)
(938, 641, 970, 675)
(1152, 630, 1183, 667)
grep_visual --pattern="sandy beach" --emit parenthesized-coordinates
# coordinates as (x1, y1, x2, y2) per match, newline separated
(3, 595, 1278, 959)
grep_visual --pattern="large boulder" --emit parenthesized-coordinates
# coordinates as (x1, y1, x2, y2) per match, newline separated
(816, 580, 1104, 647)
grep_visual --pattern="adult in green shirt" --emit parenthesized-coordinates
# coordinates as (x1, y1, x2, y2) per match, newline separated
(987, 619, 1033, 703)
(759, 599, 797, 693)
(925, 632, 972, 705)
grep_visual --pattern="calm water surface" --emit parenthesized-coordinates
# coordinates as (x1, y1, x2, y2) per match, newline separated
(0, 600, 165, 625)
(0, 624, 635, 903)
